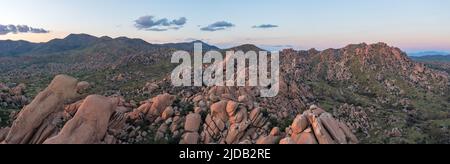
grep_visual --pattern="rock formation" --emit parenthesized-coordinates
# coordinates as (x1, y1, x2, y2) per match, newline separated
(44, 95, 116, 144)
(285, 106, 359, 144)
(128, 93, 176, 123)
(3, 75, 81, 144)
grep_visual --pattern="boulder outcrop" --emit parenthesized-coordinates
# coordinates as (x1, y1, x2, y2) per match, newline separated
(1, 74, 359, 145)
(283, 106, 359, 144)
(3, 75, 81, 144)
(44, 95, 116, 144)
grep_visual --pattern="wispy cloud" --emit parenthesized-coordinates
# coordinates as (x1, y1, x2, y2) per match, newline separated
(184, 37, 211, 42)
(201, 21, 235, 32)
(271, 44, 293, 48)
(134, 15, 187, 31)
(252, 24, 279, 29)
(259, 44, 296, 51)
(0, 24, 49, 35)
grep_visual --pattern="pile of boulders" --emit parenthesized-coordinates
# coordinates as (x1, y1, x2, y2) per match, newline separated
(180, 86, 272, 144)
(128, 93, 176, 123)
(0, 83, 29, 109)
(0, 75, 359, 144)
(1, 75, 91, 144)
(180, 113, 201, 144)
(333, 104, 372, 137)
(281, 105, 359, 144)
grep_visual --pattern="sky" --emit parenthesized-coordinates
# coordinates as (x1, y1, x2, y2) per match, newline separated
(1, 0, 450, 52)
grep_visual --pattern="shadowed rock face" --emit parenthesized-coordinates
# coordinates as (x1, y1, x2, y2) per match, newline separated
(44, 95, 116, 144)
(0, 127, 9, 142)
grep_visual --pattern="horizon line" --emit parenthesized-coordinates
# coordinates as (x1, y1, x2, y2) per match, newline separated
(1, 33, 449, 54)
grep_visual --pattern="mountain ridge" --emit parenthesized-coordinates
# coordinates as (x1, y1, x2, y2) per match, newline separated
(408, 51, 450, 57)
(1, 34, 449, 144)
(411, 55, 450, 62)
(0, 34, 223, 57)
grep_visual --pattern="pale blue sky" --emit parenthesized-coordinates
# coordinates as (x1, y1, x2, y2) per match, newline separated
(1, 0, 449, 52)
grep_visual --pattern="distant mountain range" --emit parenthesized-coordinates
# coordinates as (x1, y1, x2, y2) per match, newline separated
(408, 51, 449, 57)
(0, 34, 261, 100)
(411, 55, 450, 62)
(0, 33, 219, 57)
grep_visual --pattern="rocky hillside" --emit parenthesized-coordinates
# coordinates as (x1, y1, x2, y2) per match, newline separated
(279, 43, 449, 143)
(411, 56, 450, 75)
(0, 34, 222, 101)
(0, 35, 449, 144)
(0, 40, 38, 56)
(0, 75, 357, 144)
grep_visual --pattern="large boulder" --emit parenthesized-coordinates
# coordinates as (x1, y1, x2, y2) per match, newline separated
(249, 108, 266, 127)
(4, 75, 80, 144)
(225, 121, 251, 144)
(129, 102, 152, 120)
(291, 114, 309, 134)
(147, 94, 175, 119)
(282, 105, 359, 144)
(319, 113, 347, 144)
(202, 114, 226, 144)
(44, 95, 116, 144)
(270, 127, 281, 136)
(161, 107, 174, 120)
(306, 112, 335, 144)
(226, 101, 239, 117)
(211, 100, 229, 122)
(184, 113, 201, 133)
(76, 81, 90, 93)
(227, 101, 248, 125)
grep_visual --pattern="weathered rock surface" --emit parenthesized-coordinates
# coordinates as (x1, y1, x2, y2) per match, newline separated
(3, 75, 80, 144)
(184, 113, 201, 133)
(44, 95, 116, 144)
(283, 106, 359, 144)
(149, 94, 176, 117)
(0, 127, 10, 142)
